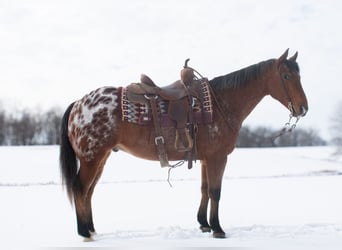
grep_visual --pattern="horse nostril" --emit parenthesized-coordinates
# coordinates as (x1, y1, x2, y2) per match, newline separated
(300, 105, 308, 117)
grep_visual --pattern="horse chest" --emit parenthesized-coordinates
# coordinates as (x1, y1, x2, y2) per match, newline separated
(208, 124, 223, 140)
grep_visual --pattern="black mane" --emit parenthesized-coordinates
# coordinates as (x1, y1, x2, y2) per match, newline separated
(209, 59, 276, 90)
(284, 60, 300, 72)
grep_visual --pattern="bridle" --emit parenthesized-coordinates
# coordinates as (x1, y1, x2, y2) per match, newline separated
(272, 65, 302, 140)
(278, 63, 295, 114)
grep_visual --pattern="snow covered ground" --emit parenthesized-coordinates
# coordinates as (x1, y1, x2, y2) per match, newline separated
(0, 145, 342, 249)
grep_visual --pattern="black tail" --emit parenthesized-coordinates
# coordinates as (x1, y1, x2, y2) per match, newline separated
(59, 102, 77, 203)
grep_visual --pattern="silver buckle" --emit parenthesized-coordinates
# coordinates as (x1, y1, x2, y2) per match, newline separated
(144, 94, 158, 100)
(154, 136, 165, 145)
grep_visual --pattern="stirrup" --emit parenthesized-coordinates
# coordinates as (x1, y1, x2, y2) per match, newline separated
(175, 128, 193, 152)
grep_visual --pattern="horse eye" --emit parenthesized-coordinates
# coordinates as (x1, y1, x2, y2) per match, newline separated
(284, 74, 291, 80)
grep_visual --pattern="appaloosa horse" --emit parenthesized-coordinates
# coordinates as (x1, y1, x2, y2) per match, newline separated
(60, 49, 308, 239)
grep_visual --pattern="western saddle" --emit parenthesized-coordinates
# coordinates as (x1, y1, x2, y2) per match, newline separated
(126, 59, 207, 169)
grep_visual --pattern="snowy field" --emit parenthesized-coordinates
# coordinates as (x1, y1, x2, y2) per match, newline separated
(1, 145, 342, 249)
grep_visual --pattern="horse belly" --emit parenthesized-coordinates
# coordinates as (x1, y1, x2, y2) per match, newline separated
(116, 124, 186, 162)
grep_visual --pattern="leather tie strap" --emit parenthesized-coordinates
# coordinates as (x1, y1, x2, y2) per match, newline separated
(148, 95, 170, 167)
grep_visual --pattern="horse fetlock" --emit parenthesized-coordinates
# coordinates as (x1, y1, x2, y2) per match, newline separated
(209, 220, 225, 238)
(78, 227, 91, 238)
(77, 216, 95, 239)
(197, 214, 210, 230)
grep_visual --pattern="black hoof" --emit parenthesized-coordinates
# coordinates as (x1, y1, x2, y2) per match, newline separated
(213, 231, 226, 238)
(200, 226, 212, 233)
(77, 219, 96, 239)
(82, 236, 94, 242)
(78, 224, 92, 238)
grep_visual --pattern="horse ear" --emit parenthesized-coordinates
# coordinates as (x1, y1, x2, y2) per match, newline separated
(278, 49, 289, 62)
(276, 49, 289, 68)
(289, 51, 298, 62)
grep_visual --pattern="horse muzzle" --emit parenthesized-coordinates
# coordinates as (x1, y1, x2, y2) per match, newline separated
(293, 104, 308, 118)
(288, 102, 308, 118)
(299, 105, 308, 117)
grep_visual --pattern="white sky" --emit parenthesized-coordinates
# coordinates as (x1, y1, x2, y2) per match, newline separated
(0, 0, 341, 139)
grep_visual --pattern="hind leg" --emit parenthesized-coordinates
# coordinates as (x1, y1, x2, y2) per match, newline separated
(85, 159, 107, 236)
(74, 151, 110, 238)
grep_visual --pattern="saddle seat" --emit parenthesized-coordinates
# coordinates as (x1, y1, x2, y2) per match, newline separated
(128, 74, 189, 101)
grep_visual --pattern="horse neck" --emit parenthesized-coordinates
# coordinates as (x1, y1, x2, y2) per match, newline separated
(210, 70, 272, 131)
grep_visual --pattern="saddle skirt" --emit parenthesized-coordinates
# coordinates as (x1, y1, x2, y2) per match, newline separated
(118, 79, 213, 126)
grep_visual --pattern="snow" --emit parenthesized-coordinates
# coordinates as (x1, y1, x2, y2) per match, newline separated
(1, 146, 342, 249)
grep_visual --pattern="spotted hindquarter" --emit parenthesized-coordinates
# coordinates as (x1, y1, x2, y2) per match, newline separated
(68, 87, 119, 161)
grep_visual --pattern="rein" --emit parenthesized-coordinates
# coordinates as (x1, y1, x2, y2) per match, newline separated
(271, 111, 301, 142)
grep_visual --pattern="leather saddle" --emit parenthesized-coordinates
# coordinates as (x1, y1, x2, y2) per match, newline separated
(125, 62, 203, 168)
(127, 68, 200, 102)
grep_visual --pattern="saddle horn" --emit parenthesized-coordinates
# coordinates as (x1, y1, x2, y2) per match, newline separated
(184, 58, 190, 68)
(181, 60, 195, 85)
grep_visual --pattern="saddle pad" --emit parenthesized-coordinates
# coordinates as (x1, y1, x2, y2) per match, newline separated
(118, 80, 213, 126)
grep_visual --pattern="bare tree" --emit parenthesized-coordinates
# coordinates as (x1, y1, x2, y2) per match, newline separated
(8, 110, 40, 145)
(275, 128, 326, 147)
(40, 107, 62, 144)
(0, 107, 5, 145)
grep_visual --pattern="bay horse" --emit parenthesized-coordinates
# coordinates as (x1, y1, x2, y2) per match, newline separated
(60, 49, 308, 239)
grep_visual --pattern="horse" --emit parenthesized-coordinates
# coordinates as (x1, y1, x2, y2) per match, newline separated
(59, 49, 308, 239)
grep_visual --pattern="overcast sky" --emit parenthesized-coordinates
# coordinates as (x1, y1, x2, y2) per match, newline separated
(0, 0, 341, 139)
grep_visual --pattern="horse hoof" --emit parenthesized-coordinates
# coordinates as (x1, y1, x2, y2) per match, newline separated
(200, 226, 212, 233)
(83, 236, 94, 242)
(213, 231, 226, 239)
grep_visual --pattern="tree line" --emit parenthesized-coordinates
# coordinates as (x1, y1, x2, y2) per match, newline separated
(236, 125, 326, 147)
(0, 107, 62, 145)
(0, 106, 327, 147)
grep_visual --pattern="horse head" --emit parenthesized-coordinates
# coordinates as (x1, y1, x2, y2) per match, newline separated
(268, 49, 308, 118)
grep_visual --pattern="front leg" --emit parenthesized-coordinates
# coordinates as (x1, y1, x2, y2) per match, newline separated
(197, 161, 211, 232)
(209, 187, 225, 238)
(206, 155, 227, 238)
